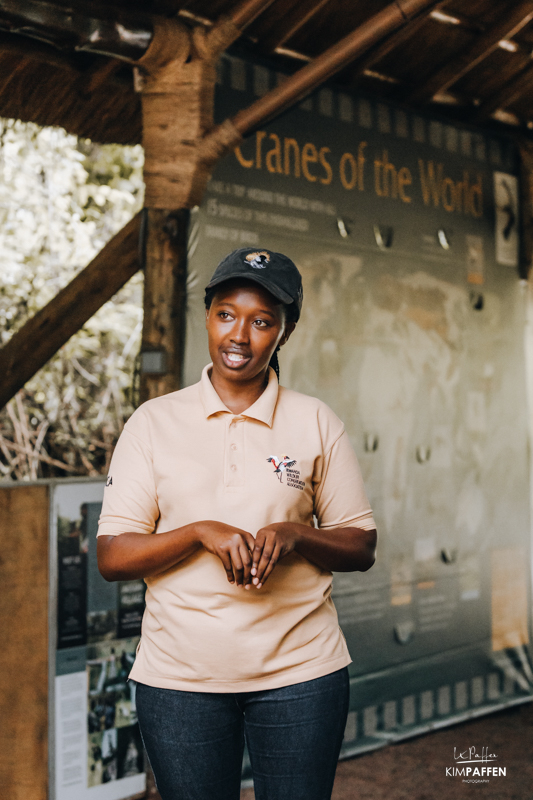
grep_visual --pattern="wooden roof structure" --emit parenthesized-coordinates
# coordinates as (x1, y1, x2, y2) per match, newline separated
(2, 0, 533, 145)
(3, 0, 533, 413)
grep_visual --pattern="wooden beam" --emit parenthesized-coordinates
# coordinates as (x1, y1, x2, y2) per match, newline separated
(261, 0, 333, 52)
(472, 60, 533, 122)
(0, 57, 29, 95)
(0, 32, 128, 97)
(406, 0, 533, 104)
(229, 0, 277, 29)
(0, 30, 81, 72)
(209, 0, 443, 138)
(347, 4, 436, 89)
(0, 212, 141, 410)
(140, 209, 189, 402)
(77, 56, 122, 96)
(0, 484, 49, 800)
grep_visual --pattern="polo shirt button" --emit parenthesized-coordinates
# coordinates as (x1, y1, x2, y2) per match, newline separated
(231, 443, 237, 451)
(230, 464, 237, 471)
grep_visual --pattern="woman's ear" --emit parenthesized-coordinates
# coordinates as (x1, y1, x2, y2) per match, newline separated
(279, 321, 296, 347)
(205, 307, 209, 328)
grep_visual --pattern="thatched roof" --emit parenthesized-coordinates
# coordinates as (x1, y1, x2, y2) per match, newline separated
(1, 0, 533, 144)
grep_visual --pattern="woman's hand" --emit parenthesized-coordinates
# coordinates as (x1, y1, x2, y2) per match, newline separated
(197, 521, 256, 587)
(250, 522, 377, 588)
(250, 523, 300, 588)
(98, 521, 255, 585)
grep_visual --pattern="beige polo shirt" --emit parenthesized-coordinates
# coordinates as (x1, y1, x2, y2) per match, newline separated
(98, 364, 375, 692)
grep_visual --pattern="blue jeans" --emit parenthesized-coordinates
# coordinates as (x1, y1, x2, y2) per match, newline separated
(136, 667, 349, 800)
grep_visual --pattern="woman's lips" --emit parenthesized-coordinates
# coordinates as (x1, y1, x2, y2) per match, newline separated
(221, 351, 252, 369)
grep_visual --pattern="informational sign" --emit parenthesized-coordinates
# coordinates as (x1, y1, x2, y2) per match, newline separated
(184, 54, 533, 762)
(52, 481, 145, 800)
(494, 171, 519, 266)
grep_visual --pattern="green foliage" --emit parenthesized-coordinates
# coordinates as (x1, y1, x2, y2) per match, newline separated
(0, 119, 144, 480)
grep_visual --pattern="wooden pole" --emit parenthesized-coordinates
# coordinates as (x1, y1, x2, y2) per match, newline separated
(0, 484, 50, 800)
(0, 212, 141, 410)
(136, 16, 240, 402)
(140, 209, 189, 402)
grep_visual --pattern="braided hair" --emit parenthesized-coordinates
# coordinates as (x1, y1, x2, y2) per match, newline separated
(204, 286, 298, 381)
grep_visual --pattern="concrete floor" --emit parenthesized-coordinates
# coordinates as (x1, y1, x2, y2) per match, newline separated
(240, 700, 533, 800)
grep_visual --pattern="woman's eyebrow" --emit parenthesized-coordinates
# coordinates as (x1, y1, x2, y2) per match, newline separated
(215, 301, 276, 317)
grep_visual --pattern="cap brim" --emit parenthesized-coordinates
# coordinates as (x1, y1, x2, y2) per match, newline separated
(205, 271, 294, 305)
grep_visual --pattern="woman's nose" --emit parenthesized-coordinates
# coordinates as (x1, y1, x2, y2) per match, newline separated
(230, 319, 250, 344)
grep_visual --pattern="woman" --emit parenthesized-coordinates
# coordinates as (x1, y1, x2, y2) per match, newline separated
(97, 247, 377, 800)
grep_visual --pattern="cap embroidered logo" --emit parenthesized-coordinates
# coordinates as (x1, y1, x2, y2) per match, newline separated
(245, 251, 271, 269)
(205, 247, 303, 321)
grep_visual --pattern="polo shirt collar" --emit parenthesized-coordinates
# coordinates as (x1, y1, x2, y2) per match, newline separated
(199, 363, 279, 427)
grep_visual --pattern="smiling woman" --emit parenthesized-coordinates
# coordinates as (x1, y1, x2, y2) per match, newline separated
(204, 268, 299, 418)
(96, 247, 377, 800)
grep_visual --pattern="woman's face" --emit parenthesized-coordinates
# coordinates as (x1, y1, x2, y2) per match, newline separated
(206, 279, 295, 383)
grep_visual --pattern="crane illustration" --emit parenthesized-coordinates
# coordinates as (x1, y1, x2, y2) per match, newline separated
(267, 455, 297, 482)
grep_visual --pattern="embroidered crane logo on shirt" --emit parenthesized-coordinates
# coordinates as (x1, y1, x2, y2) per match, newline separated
(245, 251, 270, 269)
(267, 455, 306, 490)
(267, 455, 295, 482)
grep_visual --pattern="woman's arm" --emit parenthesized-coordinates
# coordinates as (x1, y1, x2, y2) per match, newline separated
(97, 521, 257, 586)
(295, 524, 376, 572)
(250, 523, 377, 587)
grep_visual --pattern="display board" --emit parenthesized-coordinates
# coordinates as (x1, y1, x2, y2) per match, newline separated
(183, 54, 533, 756)
(51, 479, 145, 800)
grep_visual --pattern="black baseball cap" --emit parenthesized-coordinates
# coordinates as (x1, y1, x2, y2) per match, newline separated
(205, 248, 303, 320)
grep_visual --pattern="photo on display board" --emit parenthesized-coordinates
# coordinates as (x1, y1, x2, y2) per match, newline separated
(88, 729, 118, 787)
(87, 608, 119, 643)
(86, 637, 142, 787)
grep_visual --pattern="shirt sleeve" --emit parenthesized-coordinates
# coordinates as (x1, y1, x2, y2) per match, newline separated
(97, 424, 159, 537)
(314, 430, 376, 531)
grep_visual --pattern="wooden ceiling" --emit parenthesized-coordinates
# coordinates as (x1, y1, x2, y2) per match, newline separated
(2, 0, 533, 144)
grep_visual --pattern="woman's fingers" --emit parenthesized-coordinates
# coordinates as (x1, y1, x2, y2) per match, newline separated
(253, 536, 276, 586)
(256, 542, 282, 588)
(242, 531, 257, 553)
(225, 535, 254, 587)
(242, 532, 257, 585)
(229, 542, 245, 586)
(202, 525, 255, 586)
(251, 535, 265, 578)
(251, 525, 297, 588)
(208, 525, 283, 588)
(208, 524, 296, 589)
(238, 540, 253, 587)
(218, 549, 236, 584)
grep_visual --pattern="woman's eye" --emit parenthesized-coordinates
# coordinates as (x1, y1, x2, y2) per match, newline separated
(218, 311, 231, 319)
(253, 319, 269, 328)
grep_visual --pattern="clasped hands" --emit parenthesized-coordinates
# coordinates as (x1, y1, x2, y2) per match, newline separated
(197, 520, 299, 589)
